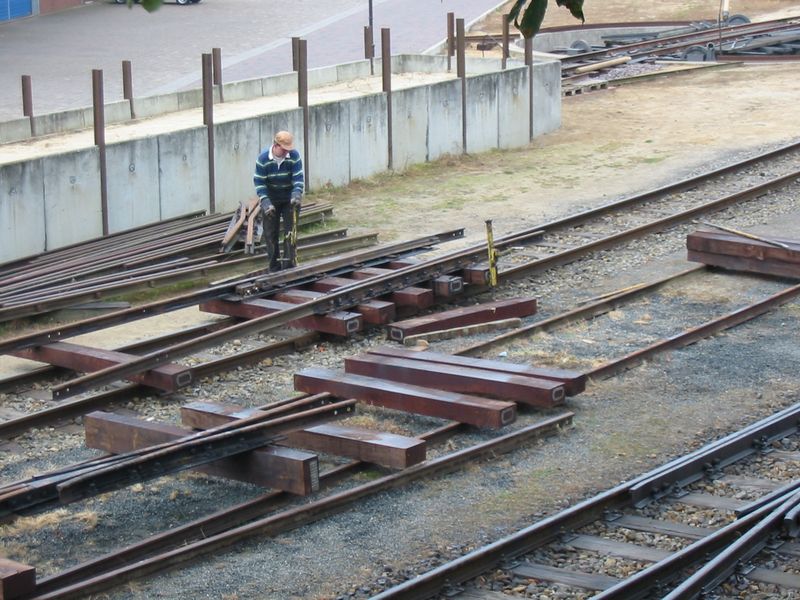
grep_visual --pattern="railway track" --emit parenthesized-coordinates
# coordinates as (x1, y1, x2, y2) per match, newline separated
(1, 139, 799, 598)
(371, 404, 800, 600)
(2, 139, 799, 429)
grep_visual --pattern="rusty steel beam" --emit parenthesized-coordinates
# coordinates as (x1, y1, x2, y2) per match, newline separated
(309, 277, 397, 324)
(688, 250, 800, 280)
(294, 368, 516, 429)
(387, 297, 538, 342)
(368, 346, 586, 396)
(349, 267, 435, 309)
(274, 288, 393, 326)
(687, 230, 799, 262)
(0, 558, 35, 600)
(180, 401, 426, 470)
(345, 354, 565, 408)
(84, 411, 319, 495)
(199, 298, 362, 337)
(12, 341, 192, 392)
(432, 275, 464, 298)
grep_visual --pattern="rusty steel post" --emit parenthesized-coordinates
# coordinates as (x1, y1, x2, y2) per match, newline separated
(364, 25, 374, 75)
(292, 37, 300, 72)
(122, 60, 135, 119)
(212, 47, 224, 102)
(298, 39, 309, 191)
(446, 12, 455, 72)
(502, 14, 510, 69)
(457, 18, 466, 154)
(382, 28, 393, 170)
(202, 53, 216, 213)
(92, 69, 109, 236)
(21, 75, 35, 136)
(525, 37, 533, 141)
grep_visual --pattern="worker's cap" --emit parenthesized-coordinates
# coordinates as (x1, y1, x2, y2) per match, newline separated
(273, 131, 294, 151)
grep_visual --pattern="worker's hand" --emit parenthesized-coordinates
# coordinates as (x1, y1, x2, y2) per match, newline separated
(290, 197, 302, 208)
(264, 205, 276, 216)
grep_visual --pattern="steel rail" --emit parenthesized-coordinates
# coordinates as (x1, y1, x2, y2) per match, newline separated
(369, 403, 800, 600)
(478, 139, 800, 251)
(47, 227, 530, 399)
(499, 167, 800, 282)
(0, 230, 460, 355)
(29, 415, 570, 600)
(457, 265, 705, 356)
(559, 18, 800, 68)
(0, 230, 380, 309)
(588, 280, 800, 382)
(0, 331, 318, 439)
(0, 210, 210, 274)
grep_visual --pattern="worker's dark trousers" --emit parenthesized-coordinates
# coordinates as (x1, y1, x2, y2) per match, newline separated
(263, 200, 296, 270)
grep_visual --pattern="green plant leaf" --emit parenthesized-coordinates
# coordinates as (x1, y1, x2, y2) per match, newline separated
(508, 0, 528, 25)
(556, 0, 585, 23)
(518, 0, 548, 38)
(140, 0, 162, 11)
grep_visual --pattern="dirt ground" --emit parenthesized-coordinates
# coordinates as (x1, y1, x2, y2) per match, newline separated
(304, 0, 800, 248)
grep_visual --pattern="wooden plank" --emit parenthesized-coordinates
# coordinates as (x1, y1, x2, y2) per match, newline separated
(199, 298, 362, 337)
(345, 353, 565, 408)
(749, 567, 800, 588)
(83, 411, 318, 495)
(387, 297, 538, 342)
(275, 288, 395, 325)
(673, 492, 744, 511)
(513, 561, 619, 591)
(180, 401, 426, 469)
(12, 341, 191, 392)
(294, 367, 517, 429)
(367, 346, 586, 396)
(565, 534, 670, 562)
(608, 514, 714, 539)
(0, 558, 36, 600)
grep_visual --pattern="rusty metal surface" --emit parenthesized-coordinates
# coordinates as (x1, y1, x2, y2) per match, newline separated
(344, 353, 565, 408)
(294, 367, 517, 429)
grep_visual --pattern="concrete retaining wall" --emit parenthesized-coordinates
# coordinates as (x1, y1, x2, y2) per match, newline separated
(0, 54, 560, 262)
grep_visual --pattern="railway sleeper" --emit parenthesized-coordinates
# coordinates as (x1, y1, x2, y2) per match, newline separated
(179, 400, 426, 470)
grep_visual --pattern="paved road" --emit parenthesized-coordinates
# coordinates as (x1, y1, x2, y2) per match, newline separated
(0, 0, 505, 121)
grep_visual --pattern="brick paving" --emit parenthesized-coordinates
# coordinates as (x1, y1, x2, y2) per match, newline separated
(0, 0, 505, 121)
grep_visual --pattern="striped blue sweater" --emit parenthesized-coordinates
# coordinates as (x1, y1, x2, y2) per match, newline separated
(253, 148, 305, 207)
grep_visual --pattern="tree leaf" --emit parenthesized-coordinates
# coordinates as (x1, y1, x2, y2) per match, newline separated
(518, 0, 548, 39)
(508, 0, 528, 26)
(140, 0, 162, 11)
(556, 0, 585, 23)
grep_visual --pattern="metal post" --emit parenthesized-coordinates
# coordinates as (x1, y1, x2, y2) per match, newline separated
(525, 37, 533, 141)
(502, 14, 510, 70)
(457, 18, 466, 154)
(381, 28, 392, 170)
(122, 60, 135, 119)
(446, 12, 455, 72)
(202, 53, 216, 213)
(364, 26, 374, 75)
(292, 37, 300, 72)
(298, 39, 310, 191)
(92, 69, 109, 236)
(21, 75, 35, 136)
(212, 47, 224, 102)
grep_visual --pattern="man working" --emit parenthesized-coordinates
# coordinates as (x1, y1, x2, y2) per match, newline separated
(253, 130, 305, 270)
